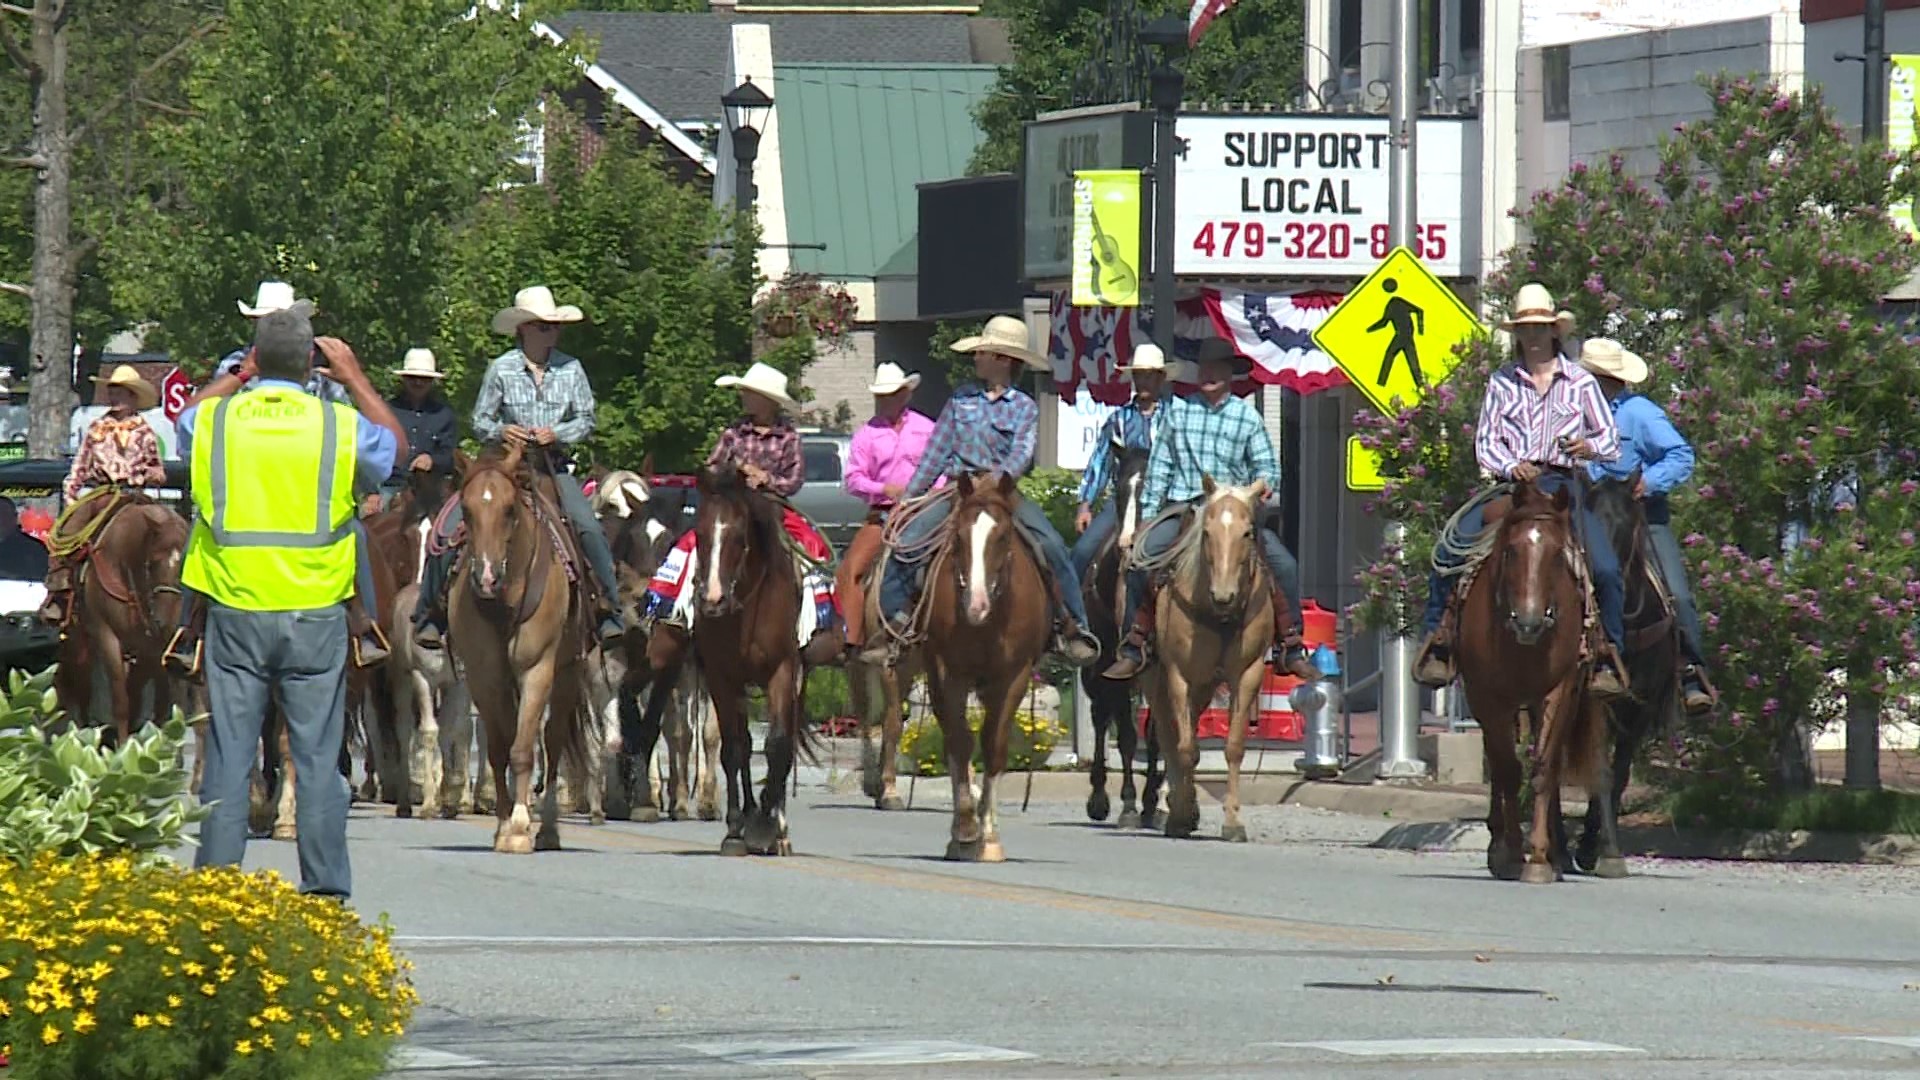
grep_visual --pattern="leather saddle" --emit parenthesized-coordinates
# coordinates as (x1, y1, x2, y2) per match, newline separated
(58, 488, 156, 624)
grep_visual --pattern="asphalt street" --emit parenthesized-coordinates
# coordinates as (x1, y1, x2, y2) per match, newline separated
(213, 765, 1920, 1080)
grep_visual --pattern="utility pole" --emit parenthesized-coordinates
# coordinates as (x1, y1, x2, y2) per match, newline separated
(1865, 0, 1887, 143)
(1145, 18, 1188, 358)
(1378, 0, 1427, 780)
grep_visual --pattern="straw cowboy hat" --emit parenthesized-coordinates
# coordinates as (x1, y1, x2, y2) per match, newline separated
(1577, 337, 1649, 385)
(867, 362, 921, 396)
(1500, 283, 1577, 338)
(393, 347, 446, 380)
(949, 315, 1047, 369)
(715, 361, 800, 412)
(92, 364, 159, 410)
(1117, 342, 1169, 373)
(238, 280, 316, 319)
(491, 285, 585, 336)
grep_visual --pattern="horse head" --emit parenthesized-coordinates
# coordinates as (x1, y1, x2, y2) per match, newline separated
(1112, 446, 1152, 550)
(952, 471, 1020, 627)
(693, 463, 779, 618)
(1495, 478, 1578, 647)
(1583, 469, 1645, 567)
(1196, 474, 1267, 619)
(460, 443, 529, 603)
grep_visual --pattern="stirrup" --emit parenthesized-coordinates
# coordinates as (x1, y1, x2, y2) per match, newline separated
(351, 623, 391, 669)
(1411, 631, 1455, 687)
(163, 629, 203, 679)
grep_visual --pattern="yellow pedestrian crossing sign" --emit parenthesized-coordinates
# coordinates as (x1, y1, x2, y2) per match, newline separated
(1345, 436, 1384, 492)
(1312, 246, 1483, 418)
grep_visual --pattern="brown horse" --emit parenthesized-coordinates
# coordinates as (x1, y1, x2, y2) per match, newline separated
(916, 473, 1052, 862)
(851, 548, 919, 813)
(448, 443, 597, 853)
(1080, 445, 1162, 829)
(1149, 478, 1273, 842)
(1455, 478, 1608, 883)
(53, 496, 191, 747)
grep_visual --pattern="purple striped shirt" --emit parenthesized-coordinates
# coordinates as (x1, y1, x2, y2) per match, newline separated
(1474, 357, 1620, 479)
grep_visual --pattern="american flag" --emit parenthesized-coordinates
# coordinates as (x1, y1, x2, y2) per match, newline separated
(1189, 0, 1240, 45)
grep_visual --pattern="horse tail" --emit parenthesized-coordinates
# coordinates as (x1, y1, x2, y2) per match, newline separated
(1559, 690, 1610, 793)
(786, 661, 821, 767)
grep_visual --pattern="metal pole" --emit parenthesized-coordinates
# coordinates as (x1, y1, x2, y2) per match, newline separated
(1847, 0, 1887, 793)
(1865, 0, 1887, 143)
(1150, 69, 1182, 356)
(731, 127, 759, 220)
(1378, 0, 1428, 780)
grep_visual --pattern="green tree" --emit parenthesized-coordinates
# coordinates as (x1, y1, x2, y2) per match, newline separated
(437, 109, 809, 470)
(969, 0, 1304, 175)
(1353, 76, 1920, 800)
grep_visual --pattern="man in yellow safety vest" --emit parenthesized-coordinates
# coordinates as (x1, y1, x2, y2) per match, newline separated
(177, 308, 403, 900)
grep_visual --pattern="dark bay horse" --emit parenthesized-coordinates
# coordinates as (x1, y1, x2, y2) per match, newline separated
(918, 473, 1052, 862)
(685, 463, 815, 855)
(1574, 472, 1680, 878)
(1455, 477, 1608, 883)
(1080, 446, 1163, 829)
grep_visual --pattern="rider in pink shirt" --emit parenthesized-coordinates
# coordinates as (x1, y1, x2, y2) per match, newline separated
(830, 363, 935, 658)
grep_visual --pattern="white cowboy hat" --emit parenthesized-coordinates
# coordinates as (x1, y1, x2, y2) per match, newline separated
(949, 314, 1048, 369)
(1117, 342, 1169, 373)
(394, 347, 446, 380)
(715, 361, 800, 412)
(1577, 337, 1649, 385)
(491, 285, 586, 336)
(92, 364, 159, 411)
(1501, 283, 1576, 330)
(238, 280, 316, 319)
(867, 362, 922, 396)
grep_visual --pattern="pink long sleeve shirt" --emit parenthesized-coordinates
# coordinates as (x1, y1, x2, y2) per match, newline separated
(844, 408, 936, 508)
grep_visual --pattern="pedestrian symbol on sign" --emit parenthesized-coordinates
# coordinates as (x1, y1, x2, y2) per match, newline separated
(1310, 246, 1484, 418)
(1366, 278, 1426, 390)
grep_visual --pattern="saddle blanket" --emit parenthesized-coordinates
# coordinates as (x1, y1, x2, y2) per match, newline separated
(662, 547, 831, 646)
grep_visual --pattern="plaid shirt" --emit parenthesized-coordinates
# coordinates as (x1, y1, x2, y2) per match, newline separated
(471, 348, 595, 447)
(906, 383, 1038, 497)
(708, 418, 803, 497)
(1078, 399, 1160, 509)
(1139, 392, 1279, 520)
(1475, 357, 1619, 479)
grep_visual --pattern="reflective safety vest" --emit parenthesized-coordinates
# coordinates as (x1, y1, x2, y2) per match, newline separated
(181, 387, 360, 612)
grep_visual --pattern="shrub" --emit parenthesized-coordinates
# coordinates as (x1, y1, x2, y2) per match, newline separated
(0, 853, 419, 1080)
(901, 707, 1062, 777)
(0, 668, 209, 866)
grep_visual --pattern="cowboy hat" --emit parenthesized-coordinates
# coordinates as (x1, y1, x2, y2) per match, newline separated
(867, 362, 921, 396)
(1500, 283, 1575, 330)
(238, 280, 316, 319)
(1577, 337, 1649, 385)
(394, 347, 446, 380)
(715, 361, 800, 412)
(1193, 336, 1249, 370)
(491, 285, 585, 336)
(949, 315, 1048, 369)
(92, 364, 159, 411)
(1117, 342, 1169, 373)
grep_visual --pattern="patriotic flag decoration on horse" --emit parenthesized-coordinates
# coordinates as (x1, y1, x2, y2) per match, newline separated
(1189, 0, 1240, 45)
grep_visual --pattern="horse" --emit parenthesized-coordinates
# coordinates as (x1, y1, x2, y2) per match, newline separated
(1079, 446, 1164, 830)
(448, 442, 601, 853)
(682, 462, 816, 855)
(1573, 472, 1680, 878)
(913, 472, 1053, 862)
(1454, 476, 1609, 883)
(1147, 477, 1273, 842)
(851, 540, 920, 813)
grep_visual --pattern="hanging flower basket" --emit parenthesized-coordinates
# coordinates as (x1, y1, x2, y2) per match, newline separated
(754, 272, 860, 349)
(764, 313, 800, 338)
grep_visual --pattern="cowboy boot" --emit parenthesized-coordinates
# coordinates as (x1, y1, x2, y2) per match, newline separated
(1411, 609, 1458, 688)
(1053, 617, 1101, 669)
(803, 605, 848, 668)
(347, 599, 390, 669)
(1589, 643, 1631, 701)
(38, 564, 71, 626)
(1681, 664, 1717, 715)
(1102, 588, 1157, 681)
(1268, 588, 1322, 681)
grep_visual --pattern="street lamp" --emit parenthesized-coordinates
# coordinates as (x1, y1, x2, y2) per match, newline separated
(721, 76, 775, 218)
(1140, 16, 1187, 357)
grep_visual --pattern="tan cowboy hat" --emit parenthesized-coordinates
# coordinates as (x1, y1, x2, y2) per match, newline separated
(238, 280, 316, 319)
(949, 314, 1047, 369)
(1500, 282, 1579, 331)
(491, 285, 585, 336)
(1117, 342, 1169, 373)
(92, 364, 159, 410)
(1577, 337, 1649, 385)
(867, 362, 922, 396)
(393, 347, 446, 380)
(715, 361, 799, 412)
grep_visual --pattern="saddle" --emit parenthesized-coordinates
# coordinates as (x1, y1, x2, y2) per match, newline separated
(436, 468, 605, 645)
(49, 486, 156, 628)
(883, 485, 1061, 643)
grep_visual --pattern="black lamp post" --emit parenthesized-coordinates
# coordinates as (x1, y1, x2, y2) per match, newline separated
(1140, 16, 1188, 357)
(721, 76, 775, 218)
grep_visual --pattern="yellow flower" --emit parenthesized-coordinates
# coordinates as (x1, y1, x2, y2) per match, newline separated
(0, 963, 12, 980)
(236, 1038, 253, 1055)
(182, 961, 205, 977)
(73, 1010, 96, 1034)
(133, 1013, 153, 1029)
(296, 1030, 313, 1047)
(260, 1032, 276, 1050)
(167, 994, 183, 1008)
(154, 1013, 173, 1028)
(41, 1023, 60, 1045)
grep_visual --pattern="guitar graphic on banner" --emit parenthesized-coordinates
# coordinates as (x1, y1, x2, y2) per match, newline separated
(1086, 205, 1139, 305)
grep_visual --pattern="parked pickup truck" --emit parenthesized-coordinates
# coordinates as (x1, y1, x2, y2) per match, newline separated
(790, 430, 868, 559)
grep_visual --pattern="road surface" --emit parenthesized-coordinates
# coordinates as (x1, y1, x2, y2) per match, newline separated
(218, 771, 1920, 1079)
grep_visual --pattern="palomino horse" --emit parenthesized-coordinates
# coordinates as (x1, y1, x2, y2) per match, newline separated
(1080, 446, 1163, 829)
(683, 463, 815, 855)
(53, 494, 191, 747)
(1454, 477, 1608, 883)
(1149, 477, 1272, 842)
(448, 443, 600, 853)
(1574, 472, 1679, 878)
(916, 473, 1052, 862)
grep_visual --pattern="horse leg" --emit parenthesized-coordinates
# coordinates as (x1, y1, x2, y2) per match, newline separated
(1476, 703, 1524, 881)
(1084, 673, 1112, 823)
(1220, 658, 1264, 844)
(711, 680, 751, 855)
(273, 712, 298, 842)
(969, 672, 1024, 864)
(98, 627, 132, 749)
(1160, 669, 1203, 840)
(382, 666, 418, 819)
(1140, 696, 1165, 831)
(876, 663, 906, 811)
(497, 657, 557, 855)
(855, 662, 885, 801)
(665, 690, 694, 821)
(743, 661, 800, 856)
(1115, 682, 1142, 829)
(1520, 693, 1572, 884)
(630, 679, 672, 822)
(537, 670, 584, 850)
(1588, 720, 1636, 879)
(934, 673, 983, 859)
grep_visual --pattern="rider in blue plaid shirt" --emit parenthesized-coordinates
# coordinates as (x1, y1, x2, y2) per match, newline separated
(1102, 340, 1320, 682)
(1069, 343, 1168, 583)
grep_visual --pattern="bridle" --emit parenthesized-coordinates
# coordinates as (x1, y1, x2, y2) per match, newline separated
(1493, 503, 1578, 646)
(696, 489, 771, 618)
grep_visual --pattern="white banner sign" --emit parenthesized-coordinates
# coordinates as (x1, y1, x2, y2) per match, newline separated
(1056, 395, 1118, 474)
(1174, 116, 1470, 278)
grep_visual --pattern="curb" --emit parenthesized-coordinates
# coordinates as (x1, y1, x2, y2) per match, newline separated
(1367, 815, 1920, 867)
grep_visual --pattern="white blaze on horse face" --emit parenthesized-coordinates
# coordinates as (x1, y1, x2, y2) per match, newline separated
(704, 519, 729, 605)
(966, 510, 997, 624)
(1120, 474, 1141, 543)
(482, 488, 494, 504)
(1527, 526, 1542, 545)
(644, 518, 667, 545)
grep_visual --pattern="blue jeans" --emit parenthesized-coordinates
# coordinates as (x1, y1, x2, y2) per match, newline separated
(1647, 521, 1705, 666)
(1070, 503, 1120, 581)
(879, 496, 1089, 628)
(1423, 475, 1625, 651)
(1120, 501, 1303, 627)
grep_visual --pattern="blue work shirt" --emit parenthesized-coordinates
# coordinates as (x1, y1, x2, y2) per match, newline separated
(1586, 391, 1694, 524)
(177, 378, 399, 496)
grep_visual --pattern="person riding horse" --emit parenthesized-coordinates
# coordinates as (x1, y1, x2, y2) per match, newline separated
(825, 362, 935, 661)
(1412, 283, 1632, 700)
(412, 285, 627, 648)
(1070, 343, 1169, 584)
(861, 315, 1101, 668)
(637, 361, 840, 664)
(1577, 338, 1717, 715)
(371, 347, 458, 513)
(1101, 339, 1322, 683)
(40, 365, 168, 627)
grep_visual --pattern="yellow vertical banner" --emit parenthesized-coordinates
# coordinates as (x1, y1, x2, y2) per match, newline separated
(1891, 56, 1920, 237)
(1071, 169, 1142, 307)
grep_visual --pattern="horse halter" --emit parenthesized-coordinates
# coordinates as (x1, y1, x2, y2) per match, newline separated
(1494, 506, 1577, 646)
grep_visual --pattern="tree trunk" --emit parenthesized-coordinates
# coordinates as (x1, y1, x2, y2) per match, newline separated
(1774, 717, 1813, 793)
(25, 0, 77, 458)
(1844, 659, 1882, 791)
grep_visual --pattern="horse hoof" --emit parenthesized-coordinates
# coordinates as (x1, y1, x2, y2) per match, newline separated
(588, 812, 606, 827)
(395, 804, 413, 820)
(861, 778, 885, 801)
(271, 825, 297, 842)
(1116, 809, 1143, 830)
(1589, 856, 1630, 880)
(977, 841, 1005, 863)
(751, 838, 794, 857)
(670, 806, 692, 822)
(699, 805, 721, 822)
(878, 794, 906, 812)
(436, 804, 460, 821)
(944, 838, 985, 861)
(1518, 862, 1560, 885)
(496, 833, 534, 855)
(1220, 823, 1249, 844)
(535, 829, 562, 852)
(634, 806, 663, 824)
(1087, 790, 1112, 822)
(720, 836, 749, 857)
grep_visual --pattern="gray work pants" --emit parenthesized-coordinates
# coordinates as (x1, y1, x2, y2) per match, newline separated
(195, 602, 352, 898)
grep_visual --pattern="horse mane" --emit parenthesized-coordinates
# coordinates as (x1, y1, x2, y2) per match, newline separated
(1172, 482, 1264, 582)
